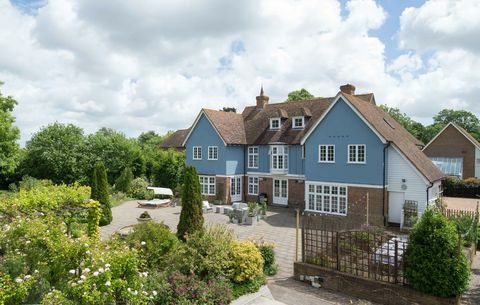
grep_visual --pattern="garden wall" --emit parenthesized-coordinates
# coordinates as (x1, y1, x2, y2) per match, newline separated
(294, 262, 459, 305)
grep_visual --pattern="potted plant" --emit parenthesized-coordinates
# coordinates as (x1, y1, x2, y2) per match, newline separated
(137, 211, 152, 223)
(260, 202, 267, 219)
(245, 202, 258, 225)
(228, 210, 236, 223)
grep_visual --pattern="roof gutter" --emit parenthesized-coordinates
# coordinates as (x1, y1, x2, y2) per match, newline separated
(426, 182, 434, 205)
(383, 141, 391, 227)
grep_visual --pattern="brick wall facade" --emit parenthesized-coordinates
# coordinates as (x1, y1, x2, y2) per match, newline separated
(303, 185, 385, 227)
(423, 124, 476, 178)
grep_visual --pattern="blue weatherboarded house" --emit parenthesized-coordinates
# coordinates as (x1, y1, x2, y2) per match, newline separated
(164, 84, 444, 227)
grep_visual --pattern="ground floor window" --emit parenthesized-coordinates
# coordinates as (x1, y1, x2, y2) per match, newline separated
(306, 183, 347, 215)
(430, 157, 463, 177)
(248, 176, 259, 195)
(199, 176, 215, 195)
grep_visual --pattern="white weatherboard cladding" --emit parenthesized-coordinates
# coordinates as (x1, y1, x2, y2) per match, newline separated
(387, 146, 429, 216)
(476, 148, 480, 178)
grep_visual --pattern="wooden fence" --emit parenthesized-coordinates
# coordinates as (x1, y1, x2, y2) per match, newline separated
(301, 214, 408, 285)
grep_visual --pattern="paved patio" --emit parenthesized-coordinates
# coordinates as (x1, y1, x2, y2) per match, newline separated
(101, 201, 374, 304)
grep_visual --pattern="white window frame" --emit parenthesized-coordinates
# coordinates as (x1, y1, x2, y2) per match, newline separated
(193, 146, 202, 160)
(347, 144, 366, 164)
(208, 146, 218, 160)
(318, 144, 335, 163)
(248, 176, 259, 195)
(292, 116, 305, 129)
(270, 145, 289, 171)
(248, 146, 259, 169)
(270, 118, 281, 130)
(199, 175, 215, 195)
(305, 182, 347, 216)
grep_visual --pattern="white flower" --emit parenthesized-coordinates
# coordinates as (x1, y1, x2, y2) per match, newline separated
(25, 275, 31, 279)
(34, 269, 39, 274)
(77, 280, 83, 284)
(140, 241, 146, 246)
(133, 290, 138, 296)
(93, 271, 99, 276)
(85, 250, 91, 255)
(152, 290, 157, 296)
(15, 278, 23, 283)
(69, 269, 76, 275)
(105, 281, 111, 286)
(98, 268, 104, 273)
(142, 272, 148, 277)
(83, 268, 90, 273)
(25, 240, 30, 244)
(127, 288, 131, 292)
(105, 263, 111, 268)
(80, 275, 86, 280)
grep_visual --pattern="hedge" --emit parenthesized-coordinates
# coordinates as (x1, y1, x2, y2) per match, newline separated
(443, 176, 480, 198)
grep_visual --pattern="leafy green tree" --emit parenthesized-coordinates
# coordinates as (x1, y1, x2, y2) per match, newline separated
(177, 166, 204, 240)
(221, 107, 236, 113)
(21, 123, 87, 184)
(114, 167, 134, 193)
(152, 150, 185, 190)
(137, 130, 165, 148)
(91, 163, 111, 226)
(433, 109, 480, 140)
(0, 83, 20, 179)
(405, 209, 469, 297)
(85, 128, 145, 182)
(285, 88, 314, 102)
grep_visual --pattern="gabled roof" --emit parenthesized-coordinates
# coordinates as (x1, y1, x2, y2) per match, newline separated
(423, 122, 480, 151)
(181, 109, 246, 146)
(160, 129, 189, 149)
(342, 93, 444, 183)
(163, 86, 443, 183)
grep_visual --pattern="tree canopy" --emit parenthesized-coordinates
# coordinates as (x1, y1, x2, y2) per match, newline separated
(22, 123, 86, 184)
(0, 83, 20, 178)
(433, 109, 480, 139)
(285, 88, 315, 102)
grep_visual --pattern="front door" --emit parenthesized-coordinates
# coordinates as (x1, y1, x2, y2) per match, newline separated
(273, 179, 288, 205)
(388, 191, 404, 224)
(230, 176, 242, 202)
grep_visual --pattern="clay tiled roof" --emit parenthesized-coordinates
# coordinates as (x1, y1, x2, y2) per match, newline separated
(343, 93, 444, 183)
(242, 97, 335, 145)
(203, 109, 246, 145)
(160, 128, 189, 149)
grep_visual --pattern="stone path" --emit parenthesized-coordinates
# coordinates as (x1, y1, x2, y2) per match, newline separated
(463, 253, 480, 304)
(101, 201, 373, 304)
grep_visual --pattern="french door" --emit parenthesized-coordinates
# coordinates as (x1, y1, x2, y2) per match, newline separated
(230, 176, 242, 202)
(273, 179, 288, 205)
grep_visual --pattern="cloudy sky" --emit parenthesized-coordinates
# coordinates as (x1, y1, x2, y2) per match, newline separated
(1, 0, 480, 144)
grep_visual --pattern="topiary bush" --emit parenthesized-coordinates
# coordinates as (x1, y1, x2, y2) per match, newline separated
(230, 241, 264, 283)
(91, 163, 111, 226)
(125, 222, 178, 269)
(404, 209, 470, 298)
(177, 166, 204, 240)
(114, 167, 133, 193)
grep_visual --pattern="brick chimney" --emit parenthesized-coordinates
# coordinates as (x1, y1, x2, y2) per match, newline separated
(340, 84, 356, 95)
(256, 85, 269, 109)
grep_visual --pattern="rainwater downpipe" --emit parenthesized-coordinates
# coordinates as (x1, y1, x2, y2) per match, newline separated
(383, 141, 391, 227)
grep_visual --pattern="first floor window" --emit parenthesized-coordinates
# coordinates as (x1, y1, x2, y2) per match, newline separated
(248, 176, 259, 195)
(348, 144, 366, 163)
(271, 145, 288, 170)
(199, 176, 215, 195)
(319, 145, 335, 163)
(208, 146, 218, 160)
(306, 183, 347, 215)
(431, 157, 463, 178)
(248, 146, 259, 168)
(193, 146, 202, 160)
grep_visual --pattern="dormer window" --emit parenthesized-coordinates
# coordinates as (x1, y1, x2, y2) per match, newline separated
(270, 118, 281, 130)
(292, 116, 305, 129)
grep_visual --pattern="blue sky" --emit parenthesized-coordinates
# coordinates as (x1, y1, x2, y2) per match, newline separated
(2, 0, 480, 143)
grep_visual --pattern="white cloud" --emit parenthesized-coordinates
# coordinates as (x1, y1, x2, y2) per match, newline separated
(1, 0, 479, 144)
